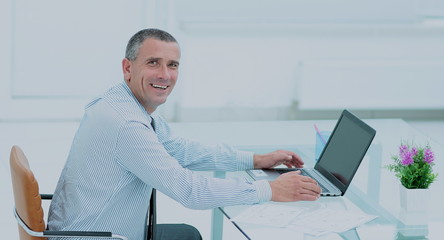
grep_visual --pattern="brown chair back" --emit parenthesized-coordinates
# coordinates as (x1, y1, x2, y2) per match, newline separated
(10, 145, 47, 240)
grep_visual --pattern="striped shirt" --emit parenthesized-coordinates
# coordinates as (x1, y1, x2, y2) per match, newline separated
(47, 82, 272, 240)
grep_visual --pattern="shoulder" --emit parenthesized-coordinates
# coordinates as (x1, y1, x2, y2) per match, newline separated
(86, 82, 151, 126)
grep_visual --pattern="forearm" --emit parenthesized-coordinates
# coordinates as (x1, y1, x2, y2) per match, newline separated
(158, 174, 272, 210)
(166, 137, 254, 171)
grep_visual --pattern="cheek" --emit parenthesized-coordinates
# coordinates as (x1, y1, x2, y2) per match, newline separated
(171, 71, 179, 84)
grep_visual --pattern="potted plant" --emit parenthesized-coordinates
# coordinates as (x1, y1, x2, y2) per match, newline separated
(386, 143, 438, 211)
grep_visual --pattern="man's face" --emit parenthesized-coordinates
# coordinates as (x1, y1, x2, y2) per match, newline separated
(122, 38, 180, 113)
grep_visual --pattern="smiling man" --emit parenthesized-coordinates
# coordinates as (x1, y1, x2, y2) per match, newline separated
(47, 29, 320, 240)
(122, 34, 180, 114)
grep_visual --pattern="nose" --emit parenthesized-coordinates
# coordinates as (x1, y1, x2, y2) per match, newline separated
(156, 64, 170, 80)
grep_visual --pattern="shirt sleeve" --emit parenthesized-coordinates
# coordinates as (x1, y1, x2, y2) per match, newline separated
(154, 115, 254, 171)
(253, 180, 273, 202)
(164, 136, 254, 171)
(114, 121, 271, 209)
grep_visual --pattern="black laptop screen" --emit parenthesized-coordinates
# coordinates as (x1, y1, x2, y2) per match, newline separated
(315, 110, 376, 193)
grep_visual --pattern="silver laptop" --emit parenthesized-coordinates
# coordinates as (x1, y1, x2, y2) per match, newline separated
(246, 110, 376, 196)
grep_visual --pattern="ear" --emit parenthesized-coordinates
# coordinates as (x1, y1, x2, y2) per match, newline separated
(122, 58, 132, 82)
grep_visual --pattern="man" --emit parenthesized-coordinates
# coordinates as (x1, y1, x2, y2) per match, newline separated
(47, 28, 321, 240)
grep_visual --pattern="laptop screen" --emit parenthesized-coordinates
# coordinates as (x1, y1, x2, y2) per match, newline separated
(314, 110, 376, 194)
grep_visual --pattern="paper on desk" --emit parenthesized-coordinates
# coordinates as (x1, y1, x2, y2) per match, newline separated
(247, 228, 304, 240)
(230, 204, 306, 227)
(355, 224, 396, 240)
(288, 208, 378, 237)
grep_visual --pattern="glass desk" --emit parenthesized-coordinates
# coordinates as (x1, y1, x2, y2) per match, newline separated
(172, 119, 444, 239)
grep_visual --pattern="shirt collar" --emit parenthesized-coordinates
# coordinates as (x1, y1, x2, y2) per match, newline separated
(120, 82, 155, 124)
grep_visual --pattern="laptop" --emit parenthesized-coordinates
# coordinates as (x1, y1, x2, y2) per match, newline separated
(246, 109, 376, 196)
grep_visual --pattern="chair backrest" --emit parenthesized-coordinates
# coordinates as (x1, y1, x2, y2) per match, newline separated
(10, 145, 47, 240)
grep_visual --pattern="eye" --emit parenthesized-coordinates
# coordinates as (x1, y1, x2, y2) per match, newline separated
(169, 62, 179, 69)
(147, 60, 158, 66)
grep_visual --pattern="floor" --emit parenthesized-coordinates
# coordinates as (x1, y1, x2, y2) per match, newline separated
(1, 119, 443, 240)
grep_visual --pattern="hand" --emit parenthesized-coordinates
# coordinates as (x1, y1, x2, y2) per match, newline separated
(254, 150, 304, 169)
(269, 171, 321, 202)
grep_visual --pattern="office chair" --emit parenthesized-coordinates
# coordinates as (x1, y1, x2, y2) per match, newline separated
(9, 145, 129, 240)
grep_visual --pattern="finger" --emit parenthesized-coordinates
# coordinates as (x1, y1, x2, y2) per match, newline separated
(283, 150, 303, 161)
(283, 155, 294, 167)
(288, 170, 302, 175)
(291, 172, 311, 180)
(303, 182, 322, 194)
(282, 162, 296, 168)
(283, 160, 296, 168)
(295, 186, 321, 200)
(281, 156, 301, 168)
(301, 176, 320, 189)
(285, 152, 304, 167)
(299, 188, 321, 197)
(293, 156, 304, 167)
(298, 193, 320, 201)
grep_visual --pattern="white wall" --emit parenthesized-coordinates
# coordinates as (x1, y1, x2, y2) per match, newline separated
(1, 0, 444, 122)
(0, 0, 162, 120)
(172, 0, 444, 120)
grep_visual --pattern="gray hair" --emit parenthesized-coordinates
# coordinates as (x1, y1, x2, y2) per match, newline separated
(125, 28, 178, 61)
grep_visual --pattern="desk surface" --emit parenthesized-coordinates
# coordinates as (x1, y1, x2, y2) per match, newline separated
(172, 118, 444, 239)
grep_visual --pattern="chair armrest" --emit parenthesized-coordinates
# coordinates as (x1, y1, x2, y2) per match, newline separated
(44, 230, 112, 237)
(43, 231, 127, 240)
(40, 194, 53, 200)
(13, 208, 128, 240)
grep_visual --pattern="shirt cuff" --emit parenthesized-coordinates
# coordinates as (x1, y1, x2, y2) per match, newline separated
(252, 179, 272, 202)
(236, 150, 255, 170)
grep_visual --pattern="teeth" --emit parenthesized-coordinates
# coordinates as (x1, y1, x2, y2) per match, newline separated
(151, 84, 168, 89)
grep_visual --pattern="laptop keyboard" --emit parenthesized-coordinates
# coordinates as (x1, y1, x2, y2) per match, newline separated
(275, 169, 329, 193)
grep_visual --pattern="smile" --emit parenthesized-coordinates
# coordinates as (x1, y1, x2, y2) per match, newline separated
(150, 84, 169, 90)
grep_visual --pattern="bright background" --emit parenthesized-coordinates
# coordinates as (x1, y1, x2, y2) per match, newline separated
(1, 0, 444, 239)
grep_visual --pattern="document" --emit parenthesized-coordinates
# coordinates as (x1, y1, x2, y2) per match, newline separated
(231, 204, 377, 237)
(355, 225, 396, 240)
(230, 204, 306, 227)
(247, 228, 304, 240)
(289, 208, 378, 236)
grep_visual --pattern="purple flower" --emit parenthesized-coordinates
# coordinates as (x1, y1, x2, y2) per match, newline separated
(411, 147, 418, 156)
(401, 151, 414, 165)
(399, 145, 408, 156)
(400, 145, 414, 165)
(424, 148, 434, 164)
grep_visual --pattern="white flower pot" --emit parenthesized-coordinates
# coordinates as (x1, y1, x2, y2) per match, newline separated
(399, 184, 430, 212)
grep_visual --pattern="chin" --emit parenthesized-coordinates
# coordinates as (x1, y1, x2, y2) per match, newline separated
(154, 99, 168, 106)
